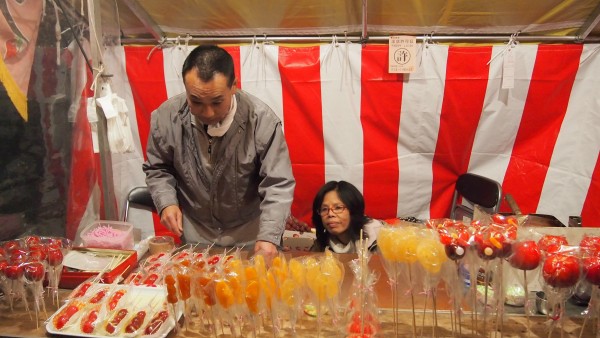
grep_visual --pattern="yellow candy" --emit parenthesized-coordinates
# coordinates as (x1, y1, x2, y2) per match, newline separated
(321, 255, 342, 282)
(395, 226, 419, 263)
(280, 279, 297, 307)
(378, 227, 397, 261)
(267, 270, 281, 300)
(289, 258, 306, 287)
(259, 276, 272, 310)
(224, 258, 243, 276)
(304, 257, 320, 283)
(272, 256, 282, 268)
(308, 274, 328, 301)
(325, 278, 339, 299)
(254, 254, 267, 276)
(416, 238, 447, 274)
(272, 255, 288, 272)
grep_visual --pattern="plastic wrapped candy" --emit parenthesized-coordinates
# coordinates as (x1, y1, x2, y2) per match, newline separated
(538, 234, 569, 255)
(163, 266, 181, 333)
(345, 238, 379, 338)
(415, 229, 448, 338)
(377, 224, 420, 337)
(471, 219, 517, 337)
(51, 300, 86, 331)
(23, 261, 47, 327)
(540, 245, 582, 336)
(579, 241, 600, 337)
(580, 234, 600, 256)
(305, 251, 344, 335)
(428, 219, 472, 337)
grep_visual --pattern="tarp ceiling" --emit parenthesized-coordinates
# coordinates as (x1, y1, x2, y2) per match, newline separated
(87, 0, 600, 43)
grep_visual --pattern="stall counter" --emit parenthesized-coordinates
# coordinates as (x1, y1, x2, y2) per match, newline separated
(0, 252, 595, 337)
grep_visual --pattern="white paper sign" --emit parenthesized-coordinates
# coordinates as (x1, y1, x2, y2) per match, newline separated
(502, 47, 515, 89)
(389, 36, 417, 73)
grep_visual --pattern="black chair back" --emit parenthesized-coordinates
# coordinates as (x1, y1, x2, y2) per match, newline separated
(122, 186, 156, 222)
(450, 173, 502, 220)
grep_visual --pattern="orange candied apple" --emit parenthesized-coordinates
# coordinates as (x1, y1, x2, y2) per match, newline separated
(245, 280, 260, 314)
(164, 274, 178, 304)
(215, 279, 235, 309)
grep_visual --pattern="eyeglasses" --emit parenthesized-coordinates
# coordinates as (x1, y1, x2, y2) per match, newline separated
(319, 205, 347, 216)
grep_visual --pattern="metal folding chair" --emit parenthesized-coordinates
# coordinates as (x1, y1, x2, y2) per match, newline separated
(122, 186, 156, 222)
(450, 173, 502, 221)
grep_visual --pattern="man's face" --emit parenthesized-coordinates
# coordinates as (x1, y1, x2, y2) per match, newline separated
(184, 71, 237, 125)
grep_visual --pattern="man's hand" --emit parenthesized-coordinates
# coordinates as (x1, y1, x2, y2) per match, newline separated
(160, 205, 183, 237)
(254, 240, 278, 261)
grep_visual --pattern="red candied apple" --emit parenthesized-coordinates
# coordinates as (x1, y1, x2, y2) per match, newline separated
(583, 256, 600, 286)
(348, 320, 376, 335)
(491, 214, 519, 227)
(4, 264, 24, 280)
(0, 259, 8, 273)
(47, 247, 63, 266)
(542, 254, 580, 288)
(10, 248, 29, 264)
(25, 235, 41, 246)
(508, 241, 541, 270)
(207, 255, 220, 265)
(580, 235, 600, 255)
(24, 261, 46, 282)
(3, 240, 20, 253)
(28, 245, 48, 261)
(538, 235, 568, 254)
(438, 232, 453, 245)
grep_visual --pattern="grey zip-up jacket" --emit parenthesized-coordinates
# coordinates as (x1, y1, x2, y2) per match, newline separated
(143, 90, 295, 246)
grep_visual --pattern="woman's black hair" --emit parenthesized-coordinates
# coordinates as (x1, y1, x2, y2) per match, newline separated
(181, 45, 235, 87)
(311, 180, 369, 249)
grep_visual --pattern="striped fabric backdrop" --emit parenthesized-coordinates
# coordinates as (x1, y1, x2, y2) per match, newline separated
(95, 43, 600, 241)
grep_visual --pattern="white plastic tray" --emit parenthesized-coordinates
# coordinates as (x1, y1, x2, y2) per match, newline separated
(46, 284, 176, 338)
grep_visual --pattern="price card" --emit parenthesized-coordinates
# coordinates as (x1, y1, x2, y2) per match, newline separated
(502, 47, 515, 89)
(389, 35, 417, 73)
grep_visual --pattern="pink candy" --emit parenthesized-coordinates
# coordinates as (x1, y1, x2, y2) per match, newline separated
(82, 223, 133, 250)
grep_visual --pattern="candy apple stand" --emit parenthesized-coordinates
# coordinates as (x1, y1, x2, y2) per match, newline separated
(1, 215, 600, 337)
(2, 1, 600, 337)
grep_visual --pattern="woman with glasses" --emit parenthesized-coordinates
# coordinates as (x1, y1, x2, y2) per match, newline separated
(310, 180, 383, 253)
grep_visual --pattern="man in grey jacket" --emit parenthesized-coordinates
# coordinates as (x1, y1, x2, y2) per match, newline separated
(143, 45, 295, 259)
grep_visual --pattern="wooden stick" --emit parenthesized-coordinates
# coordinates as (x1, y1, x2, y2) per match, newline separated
(483, 260, 490, 337)
(524, 270, 532, 338)
(409, 264, 417, 338)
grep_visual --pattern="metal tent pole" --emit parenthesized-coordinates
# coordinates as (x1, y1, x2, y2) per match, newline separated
(121, 34, 600, 45)
(89, 0, 117, 220)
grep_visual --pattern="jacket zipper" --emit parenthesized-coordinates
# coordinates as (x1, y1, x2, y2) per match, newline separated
(208, 136, 213, 162)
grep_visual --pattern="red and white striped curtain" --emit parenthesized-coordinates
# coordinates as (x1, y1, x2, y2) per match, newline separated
(96, 43, 600, 239)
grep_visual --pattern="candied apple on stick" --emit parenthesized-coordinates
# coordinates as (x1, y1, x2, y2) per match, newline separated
(52, 300, 85, 331)
(143, 308, 170, 335)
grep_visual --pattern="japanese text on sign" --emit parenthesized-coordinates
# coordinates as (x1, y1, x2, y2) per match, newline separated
(389, 35, 416, 73)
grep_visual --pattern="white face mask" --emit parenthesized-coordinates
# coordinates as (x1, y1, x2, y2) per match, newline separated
(207, 95, 237, 137)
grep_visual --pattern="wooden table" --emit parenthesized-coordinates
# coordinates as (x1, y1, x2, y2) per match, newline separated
(0, 252, 596, 337)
